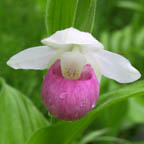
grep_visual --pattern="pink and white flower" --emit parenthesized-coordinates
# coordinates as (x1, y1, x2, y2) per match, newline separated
(7, 28, 141, 121)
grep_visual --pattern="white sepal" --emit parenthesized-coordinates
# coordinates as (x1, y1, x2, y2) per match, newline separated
(83, 52, 101, 82)
(41, 27, 104, 50)
(92, 49, 141, 83)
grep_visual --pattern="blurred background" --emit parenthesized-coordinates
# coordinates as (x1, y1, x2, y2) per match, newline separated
(0, 0, 144, 143)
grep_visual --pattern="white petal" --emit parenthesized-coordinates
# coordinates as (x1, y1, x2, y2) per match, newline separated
(60, 51, 87, 80)
(92, 50, 141, 83)
(41, 27, 104, 50)
(83, 52, 101, 82)
(7, 46, 56, 70)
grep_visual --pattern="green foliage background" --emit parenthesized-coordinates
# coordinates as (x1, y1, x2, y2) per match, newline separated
(0, 0, 144, 144)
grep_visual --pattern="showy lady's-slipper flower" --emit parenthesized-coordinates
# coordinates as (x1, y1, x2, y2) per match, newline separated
(7, 28, 141, 121)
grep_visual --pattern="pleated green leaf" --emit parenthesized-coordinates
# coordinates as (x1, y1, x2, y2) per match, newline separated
(27, 80, 144, 144)
(45, 0, 97, 36)
(73, 0, 96, 33)
(0, 78, 49, 144)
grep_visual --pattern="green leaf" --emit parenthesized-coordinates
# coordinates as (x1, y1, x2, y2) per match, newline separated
(96, 101, 128, 136)
(132, 142, 144, 144)
(80, 129, 109, 144)
(27, 81, 144, 144)
(93, 136, 130, 144)
(116, 1, 144, 13)
(128, 97, 144, 123)
(45, 0, 77, 35)
(0, 78, 49, 144)
(45, 0, 97, 35)
(73, 0, 96, 33)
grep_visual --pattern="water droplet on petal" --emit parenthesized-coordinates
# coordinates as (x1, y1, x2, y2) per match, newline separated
(80, 102, 85, 108)
(60, 92, 67, 99)
(80, 104, 83, 107)
(91, 104, 95, 108)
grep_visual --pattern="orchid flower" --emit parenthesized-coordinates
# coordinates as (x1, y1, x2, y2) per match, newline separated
(7, 27, 141, 121)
